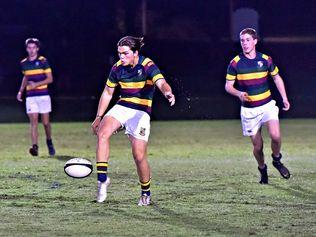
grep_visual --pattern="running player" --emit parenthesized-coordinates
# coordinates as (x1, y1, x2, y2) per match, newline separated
(17, 38, 56, 156)
(225, 28, 290, 184)
(91, 36, 175, 205)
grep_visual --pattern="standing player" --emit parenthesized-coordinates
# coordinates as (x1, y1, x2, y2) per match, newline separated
(91, 36, 175, 205)
(17, 38, 56, 156)
(225, 28, 290, 184)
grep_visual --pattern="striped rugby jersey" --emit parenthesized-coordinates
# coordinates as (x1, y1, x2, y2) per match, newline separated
(226, 52, 279, 108)
(21, 56, 52, 97)
(106, 55, 164, 115)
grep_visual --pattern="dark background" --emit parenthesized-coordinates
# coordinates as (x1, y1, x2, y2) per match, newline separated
(0, 0, 315, 122)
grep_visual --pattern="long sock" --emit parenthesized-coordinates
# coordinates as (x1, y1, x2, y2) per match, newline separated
(97, 162, 108, 182)
(46, 139, 53, 146)
(258, 164, 267, 173)
(272, 153, 282, 161)
(140, 179, 151, 196)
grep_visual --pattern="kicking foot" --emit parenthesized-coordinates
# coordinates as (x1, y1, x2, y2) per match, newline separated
(138, 194, 151, 206)
(97, 178, 111, 203)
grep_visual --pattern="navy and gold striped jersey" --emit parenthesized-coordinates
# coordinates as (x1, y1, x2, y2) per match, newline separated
(226, 52, 279, 108)
(106, 55, 164, 114)
(21, 56, 52, 97)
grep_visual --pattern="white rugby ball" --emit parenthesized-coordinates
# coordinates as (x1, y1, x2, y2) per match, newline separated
(64, 158, 93, 178)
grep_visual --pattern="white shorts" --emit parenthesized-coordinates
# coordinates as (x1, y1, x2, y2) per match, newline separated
(26, 95, 52, 114)
(105, 104, 151, 142)
(240, 100, 279, 136)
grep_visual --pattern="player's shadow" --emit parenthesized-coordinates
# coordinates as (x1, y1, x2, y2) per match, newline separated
(269, 183, 316, 203)
(111, 202, 252, 236)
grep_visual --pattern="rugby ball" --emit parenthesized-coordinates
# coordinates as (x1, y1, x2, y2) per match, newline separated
(64, 158, 93, 178)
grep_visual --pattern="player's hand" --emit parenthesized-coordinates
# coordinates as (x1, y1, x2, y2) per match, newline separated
(16, 91, 23, 102)
(282, 99, 290, 111)
(91, 116, 102, 135)
(238, 92, 250, 102)
(164, 91, 175, 106)
(28, 81, 37, 90)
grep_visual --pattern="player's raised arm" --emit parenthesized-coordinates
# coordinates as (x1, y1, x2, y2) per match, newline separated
(91, 86, 116, 134)
(272, 74, 290, 111)
(17, 76, 28, 102)
(155, 79, 175, 106)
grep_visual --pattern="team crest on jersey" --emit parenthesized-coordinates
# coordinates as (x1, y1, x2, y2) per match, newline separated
(35, 61, 40, 66)
(139, 127, 146, 136)
(137, 69, 142, 76)
(257, 61, 263, 67)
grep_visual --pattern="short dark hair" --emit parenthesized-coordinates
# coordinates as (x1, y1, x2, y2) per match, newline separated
(239, 28, 258, 40)
(25, 38, 41, 48)
(117, 36, 144, 52)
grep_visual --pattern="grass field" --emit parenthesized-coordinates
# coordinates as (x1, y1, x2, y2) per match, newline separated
(0, 120, 315, 237)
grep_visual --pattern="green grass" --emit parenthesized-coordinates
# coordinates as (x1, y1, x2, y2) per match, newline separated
(0, 120, 315, 237)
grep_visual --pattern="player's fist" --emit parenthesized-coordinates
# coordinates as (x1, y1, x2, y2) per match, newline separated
(164, 91, 175, 106)
(91, 116, 102, 135)
(16, 91, 23, 102)
(282, 99, 290, 111)
(239, 91, 250, 102)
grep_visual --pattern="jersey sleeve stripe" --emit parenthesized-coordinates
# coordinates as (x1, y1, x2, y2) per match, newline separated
(141, 58, 152, 66)
(106, 80, 117, 88)
(262, 54, 269, 60)
(152, 73, 164, 83)
(116, 60, 122, 67)
(270, 66, 279, 76)
(233, 55, 241, 63)
(226, 74, 236, 80)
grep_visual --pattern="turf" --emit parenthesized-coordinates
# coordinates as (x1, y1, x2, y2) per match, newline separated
(0, 120, 315, 237)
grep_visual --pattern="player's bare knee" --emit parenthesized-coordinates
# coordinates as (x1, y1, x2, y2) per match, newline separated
(133, 152, 146, 164)
(270, 133, 281, 143)
(97, 130, 112, 141)
(42, 122, 50, 128)
(31, 120, 38, 127)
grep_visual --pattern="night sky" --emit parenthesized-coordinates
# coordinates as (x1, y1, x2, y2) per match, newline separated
(0, 0, 315, 120)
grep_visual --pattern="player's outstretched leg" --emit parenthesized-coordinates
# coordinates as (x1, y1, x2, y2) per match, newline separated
(96, 116, 121, 203)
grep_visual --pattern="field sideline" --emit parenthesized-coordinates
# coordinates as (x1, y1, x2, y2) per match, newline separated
(0, 119, 315, 236)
